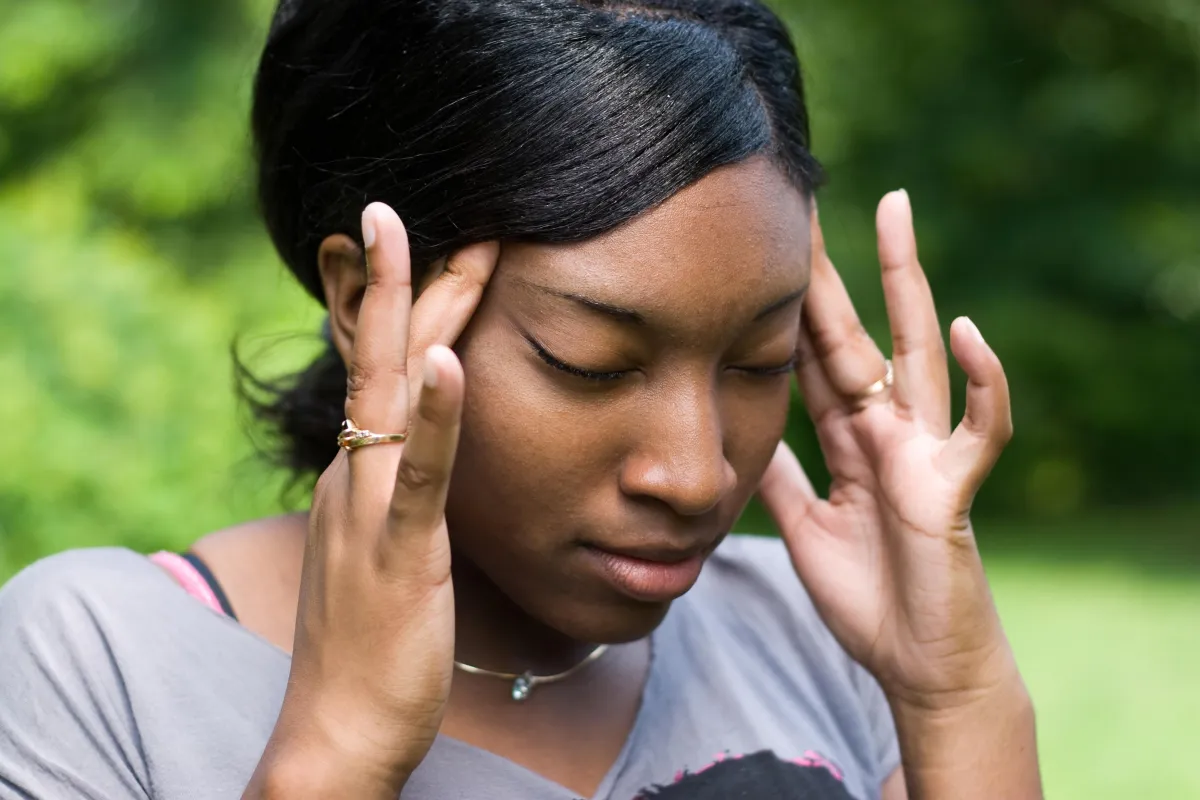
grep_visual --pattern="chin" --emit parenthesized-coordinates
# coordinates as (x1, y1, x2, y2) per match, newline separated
(538, 593, 676, 645)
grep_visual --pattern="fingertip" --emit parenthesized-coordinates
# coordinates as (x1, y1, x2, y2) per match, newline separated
(362, 202, 404, 249)
(949, 316, 994, 369)
(955, 315, 984, 345)
(424, 344, 461, 386)
(453, 240, 502, 281)
(877, 190, 916, 263)
(364, 200, 400, 222)
(415, 345, 465, 429)
(878, 189, 911, 218)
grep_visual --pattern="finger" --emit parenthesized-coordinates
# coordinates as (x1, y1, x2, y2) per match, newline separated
(794, 315, 841, 423)
(938, 317, 1013, 493)
(386, 345, 465, 550)
(345, 203, 413, 445)
(805, 204, 891, 403)
(406, 241, 500, 409)
(757, 441, 818, 537)
(795, 317, 882, 479)
(877, 190, 950, 434)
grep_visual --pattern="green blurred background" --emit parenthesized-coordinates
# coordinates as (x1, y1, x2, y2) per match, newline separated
(0, 0, 1197, 796)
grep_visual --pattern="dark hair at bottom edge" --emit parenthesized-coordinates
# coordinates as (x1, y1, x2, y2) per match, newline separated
(233, 336, 346, 492)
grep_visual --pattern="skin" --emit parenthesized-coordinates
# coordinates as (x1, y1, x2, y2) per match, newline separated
(193, 156, 1043, 798)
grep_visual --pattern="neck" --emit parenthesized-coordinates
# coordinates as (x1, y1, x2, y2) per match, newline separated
(450, 552, 599, 676)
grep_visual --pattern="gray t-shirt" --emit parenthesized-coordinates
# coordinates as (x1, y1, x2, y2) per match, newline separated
(0, 535, 899, 799)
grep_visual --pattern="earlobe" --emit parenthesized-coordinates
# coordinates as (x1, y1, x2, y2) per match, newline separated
(317, 233, 368, 366)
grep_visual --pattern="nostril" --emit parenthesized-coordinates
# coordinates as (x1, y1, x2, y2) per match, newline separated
(619, 452, 736, 518)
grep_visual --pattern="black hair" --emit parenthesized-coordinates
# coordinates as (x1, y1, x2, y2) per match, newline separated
(242, 0, 824, 483)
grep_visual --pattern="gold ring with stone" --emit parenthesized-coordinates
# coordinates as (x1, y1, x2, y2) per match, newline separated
(337, 418, 408, 450)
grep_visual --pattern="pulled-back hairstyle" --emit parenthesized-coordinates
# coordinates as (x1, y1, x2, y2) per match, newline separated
(244, 0, 823, 481)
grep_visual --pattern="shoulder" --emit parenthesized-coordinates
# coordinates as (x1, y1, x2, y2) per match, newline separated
(0, 546, 201, 676)
(0, 547, 286, 798)
(0, 548, 171, 799)
(0, 546, 165, 631)
(188, 512, 306, 651)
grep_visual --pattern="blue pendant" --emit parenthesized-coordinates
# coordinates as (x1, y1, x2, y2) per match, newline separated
(511, 673, 533, 702)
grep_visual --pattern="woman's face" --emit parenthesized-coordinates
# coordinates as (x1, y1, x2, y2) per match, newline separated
(447, 157, 811, 644)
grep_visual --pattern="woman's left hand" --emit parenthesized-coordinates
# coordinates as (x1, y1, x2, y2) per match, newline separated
(758, 190, 1020, 712)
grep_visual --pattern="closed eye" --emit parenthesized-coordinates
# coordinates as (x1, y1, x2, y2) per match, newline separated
(735, 355, 798, 377)
(525, 336, 628, 382)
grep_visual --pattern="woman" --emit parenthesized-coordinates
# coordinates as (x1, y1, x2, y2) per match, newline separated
(0, 1, 1041, 798)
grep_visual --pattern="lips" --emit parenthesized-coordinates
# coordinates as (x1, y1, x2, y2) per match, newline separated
(594, 542, 709, 564)
(583, 538, 717, 602)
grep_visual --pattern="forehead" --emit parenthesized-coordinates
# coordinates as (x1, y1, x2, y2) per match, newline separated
(496, 158, 811, 319)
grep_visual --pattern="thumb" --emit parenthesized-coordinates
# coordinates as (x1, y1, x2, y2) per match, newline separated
(757, 441, 818, 536)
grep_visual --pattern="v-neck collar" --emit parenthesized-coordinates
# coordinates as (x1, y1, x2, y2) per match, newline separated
(423, 610, 672, 800)
(139, 548, 676, 799)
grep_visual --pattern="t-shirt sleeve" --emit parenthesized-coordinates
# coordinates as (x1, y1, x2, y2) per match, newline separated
(0, 550, 151, 800)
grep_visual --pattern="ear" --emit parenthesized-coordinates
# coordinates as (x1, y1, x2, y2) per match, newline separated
(317, 233, 366, 366)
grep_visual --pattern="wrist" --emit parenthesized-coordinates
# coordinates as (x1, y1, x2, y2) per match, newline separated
(247, 695, 433, 799)
(248, 727, 415, 800)
(248, 743, 412, 800)
(888, 674, 1043, 800)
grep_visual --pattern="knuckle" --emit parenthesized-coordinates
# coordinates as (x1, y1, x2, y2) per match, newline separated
(394, 457, 440, 494)
(345, 362, 371, 400)
(365, 261, 410, 292)
(997, 414, 1015, 444)
(345, 358, 407, 400)
(815, 320, 873, 360)
(811, 326, 847, 358)
(446, 242, 498, 283)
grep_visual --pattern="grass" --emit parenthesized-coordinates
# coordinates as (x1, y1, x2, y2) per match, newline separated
(988, 557, 1200, 798)
(981, 507, 1200, 799)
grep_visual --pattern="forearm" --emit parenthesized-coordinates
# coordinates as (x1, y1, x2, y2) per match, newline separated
(890, 675, 1043, 800)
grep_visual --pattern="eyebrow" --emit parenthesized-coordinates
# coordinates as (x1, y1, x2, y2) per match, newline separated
(517, 279, 808, 326)
(752, 287, 808, 321)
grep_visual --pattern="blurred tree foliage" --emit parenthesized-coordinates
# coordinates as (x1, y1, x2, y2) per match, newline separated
(0, 0, 1197, 570)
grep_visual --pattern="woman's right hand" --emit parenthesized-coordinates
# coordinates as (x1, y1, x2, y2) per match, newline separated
(245, 203, 499, 798)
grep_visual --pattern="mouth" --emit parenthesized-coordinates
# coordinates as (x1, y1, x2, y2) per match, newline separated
(582, 539, 717, 603)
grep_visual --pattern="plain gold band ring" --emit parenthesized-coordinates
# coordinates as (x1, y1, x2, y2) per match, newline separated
(338, 418, 409, 450)
(850, 359, 894, 405)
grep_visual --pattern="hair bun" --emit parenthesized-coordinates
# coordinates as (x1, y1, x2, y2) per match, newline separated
(267, 0, 304, 41)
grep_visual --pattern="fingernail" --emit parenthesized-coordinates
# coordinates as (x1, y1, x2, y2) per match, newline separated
(361, 204, 378, 249)
(424, 347, 442, 390)
(961, 316, 984, 343)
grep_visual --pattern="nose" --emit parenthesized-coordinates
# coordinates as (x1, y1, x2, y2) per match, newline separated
(618, 382, 738, 517)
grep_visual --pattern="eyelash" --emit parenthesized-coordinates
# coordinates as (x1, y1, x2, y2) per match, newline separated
(745, 357, 799, 376)
(527, 337, 626, 382)
(525, 337, 797, 383)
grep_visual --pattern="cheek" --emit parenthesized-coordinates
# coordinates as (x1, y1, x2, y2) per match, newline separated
(719, 378, 793, 497)
(446, 325, 619, 550)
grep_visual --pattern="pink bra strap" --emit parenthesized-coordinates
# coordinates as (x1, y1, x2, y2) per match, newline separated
(149, 551, 228, 617)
